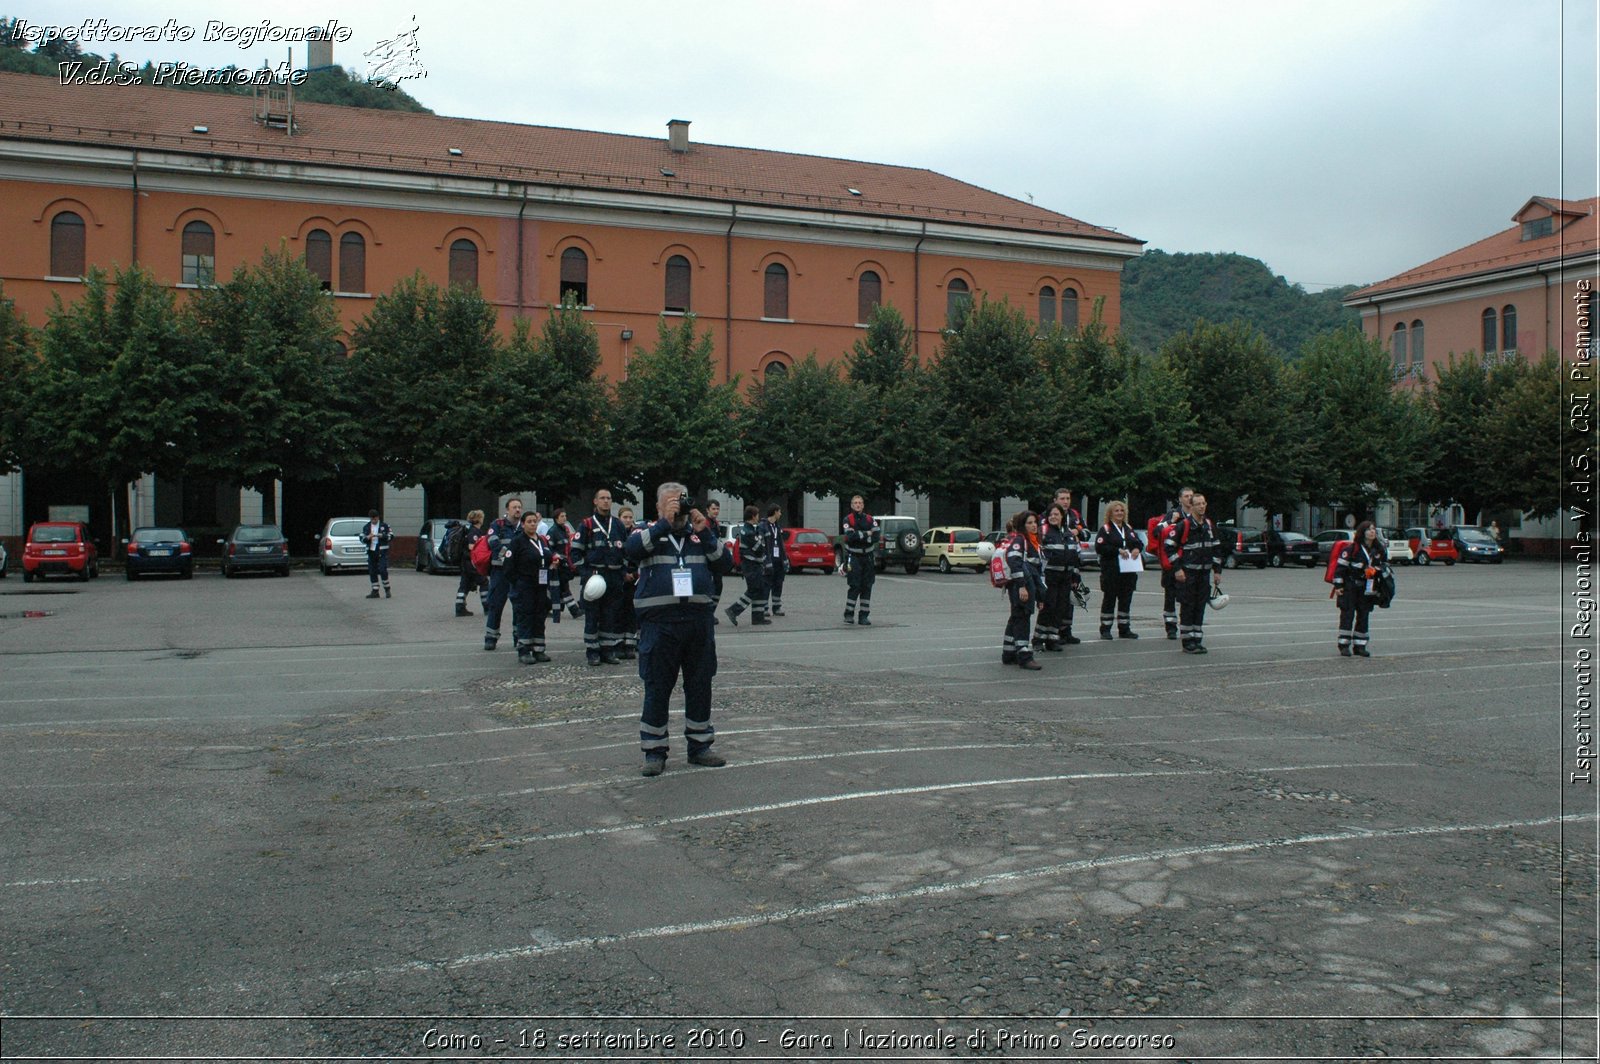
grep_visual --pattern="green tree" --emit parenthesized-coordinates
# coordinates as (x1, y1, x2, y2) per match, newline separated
(927, 297, 1055, 502)
(346, 274, 500, 511)
(481, 299, 612, 506)
(0, 281, 35, 471)
(844, 303, 942, 502)
(611, 315, 744, 501)
(183, 248, 346, 519)
(1421, 353, 1492, 519)
(1483, 354, 1565, 519)
(21, 266, 216, 535)
(1159, 320, 1303, 517)
(1292, 327, 1425, 518)
(735, 355, 876, 503)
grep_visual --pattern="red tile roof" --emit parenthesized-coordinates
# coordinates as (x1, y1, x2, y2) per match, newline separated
(0, 72, 1138, 245)
(1349, 195, 1599, 299)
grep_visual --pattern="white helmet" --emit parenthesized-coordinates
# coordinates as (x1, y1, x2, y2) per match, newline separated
(1208, 589, 1231, 610)
(583, 574, 607, 602)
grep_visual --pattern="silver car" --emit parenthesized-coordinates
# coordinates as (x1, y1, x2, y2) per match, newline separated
(317, 516, 372, 574)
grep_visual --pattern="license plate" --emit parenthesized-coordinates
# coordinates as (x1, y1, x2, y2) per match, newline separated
(248, 545, 271, 553)
(44, 549, 66, 556)
(342, 547, 362, 555)
(149, 549, 172, 556)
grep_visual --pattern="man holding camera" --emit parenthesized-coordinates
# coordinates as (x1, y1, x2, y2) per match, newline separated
(626, 482, 735, 777)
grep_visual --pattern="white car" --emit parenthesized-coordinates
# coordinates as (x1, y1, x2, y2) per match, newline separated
(1380, 528, 1414, 564)
(316, 516, 373, 574)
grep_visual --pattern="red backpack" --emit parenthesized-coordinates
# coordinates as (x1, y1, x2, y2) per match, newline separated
(1147, 516, 1172, 571)
(988, 535, 1016, 589)
(469, 533, 491, 577)
(1323, 539, 1353, 584)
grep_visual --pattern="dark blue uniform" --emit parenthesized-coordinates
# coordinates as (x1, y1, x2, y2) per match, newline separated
(1333, 540, 1388, 656)
(842, 511, 880, 624)
(1094, 521, 1144, 638)
(627, 517, 734, 765)
(725, 520, 772, 624)
(545, 520, 577, 622)
(1037, 525, 1081, 649)
(507, 529, 554, 663)
(1164, 514, 1223, 653)
(761, 517, 789, 616)
(1002, 535, 1046, 665)
(453, 521, 486, 616)
(360, 518, 393, 598)
(482, 513, 521, 650)
(577, 512, 628, 664)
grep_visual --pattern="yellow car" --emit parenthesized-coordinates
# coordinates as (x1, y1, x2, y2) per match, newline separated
(921, 526, 988, 573)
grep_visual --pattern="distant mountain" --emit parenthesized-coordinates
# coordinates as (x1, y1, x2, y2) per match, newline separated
(0, 23, 431, 112)
(1120, 249, 1362, 359)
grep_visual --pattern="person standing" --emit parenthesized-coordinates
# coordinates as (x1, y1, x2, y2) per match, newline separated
(1334, 520, 1388, 657)
(628, 481, 734, 777)
(1165, 492, 1224, 654)
(507, 510, 553, 665)
(360, 509, 393, 600)
(482, 498, 524, 651)
(616, 506, 640, 659)
(762, 505, 790, 617)
(1151, 486, 1194, 640)
(1052, 487, 1086, 539)
(841, 495, 881, 626)
(724, 505, 772, 626)
(545, 508, 577, 624)
(576, 488, 627, 666)
(453, 509, 487, 617)
(1037, 502, 1081, 650)
(704, 500, 726, 621)
(1094, 500, 1143, 640)
(1002, 510, 1046, 670)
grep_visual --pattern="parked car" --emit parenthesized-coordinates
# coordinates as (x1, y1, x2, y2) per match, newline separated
(921, 526, 987, 573)
(885, 516, 925, 573)
(415, 518, 463, 574)
(1312, 529, 1356, 567)
(1405, 526, 1459, 565)
(782, 527, 835, 573)
(718, 525, 743, 568)
(1451, 525, 1505, 563)
(318, 516, 372, 574)
(1266, 529, 1319, 568)
(1379, 528, 1415, 564)
(21, 522, 99, 582)
(123, 526, 194, 580)
(220, 524, 291, 578)
(1217, 524, 1269, 569)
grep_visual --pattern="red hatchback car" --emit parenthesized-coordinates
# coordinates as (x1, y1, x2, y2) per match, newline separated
(22, 521, 100, 582)
(782, 527, 837, 573)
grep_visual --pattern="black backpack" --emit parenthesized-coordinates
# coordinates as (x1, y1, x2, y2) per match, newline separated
(439, 522, 465, 566)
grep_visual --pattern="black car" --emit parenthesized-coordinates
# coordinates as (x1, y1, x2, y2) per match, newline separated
(415, 517, 464, 574)
(124, 526, 194, 580)
(219, 524, 292, 578)
(1266, 530, 1319, 568)
(1217, 524, 1269, 569)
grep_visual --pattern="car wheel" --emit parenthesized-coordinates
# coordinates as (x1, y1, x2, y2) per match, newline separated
(77, 566, 89, 582)
(1268, 554, 1283, 568)
(1416, 551, 1429, 566)
(125, 568, 135, 581)
(938, 555, 951, 574)
(321, 564, 332, 576)
(22, 569, 33, 583)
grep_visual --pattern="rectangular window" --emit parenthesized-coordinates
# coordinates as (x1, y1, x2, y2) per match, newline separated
(339, 233, 366, 293)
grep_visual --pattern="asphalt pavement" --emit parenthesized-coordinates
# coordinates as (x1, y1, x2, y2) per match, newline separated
(0, 558, 1592, 1060)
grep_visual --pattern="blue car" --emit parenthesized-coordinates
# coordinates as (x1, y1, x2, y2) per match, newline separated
(1451, 526, 1505, 564)
(124, 526, 194, 580)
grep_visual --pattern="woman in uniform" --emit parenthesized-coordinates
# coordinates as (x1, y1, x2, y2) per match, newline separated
(508, 510, 554, 665)
(1094, 500, 1143, 640)
(1003, 510, 1046, 670)
(1334, 520, 1388, 657)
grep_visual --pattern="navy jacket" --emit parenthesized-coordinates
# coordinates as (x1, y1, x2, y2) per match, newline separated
(626, 518, 734, 621)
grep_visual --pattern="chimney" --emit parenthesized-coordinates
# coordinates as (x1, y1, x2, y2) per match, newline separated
(667, 119, 690, 154)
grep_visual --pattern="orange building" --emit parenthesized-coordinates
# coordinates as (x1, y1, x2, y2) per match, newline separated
(0, 70, 1142, 548)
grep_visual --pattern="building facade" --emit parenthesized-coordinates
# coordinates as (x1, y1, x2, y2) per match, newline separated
(0, 71, 1141, 554)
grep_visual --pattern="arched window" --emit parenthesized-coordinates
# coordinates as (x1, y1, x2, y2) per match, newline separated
(304, 229, 332, 290)
(1409, 320, 1425, 372)
(1061, 287, 1079, 332)
(50, 211, 85, 277)
(664, 254, 691, 312)
(1501, 305, 1517, 353)
(763, 262, 789, 319)
(339, 232, 366, 293)
(763, 359, 790, 379)
(448, 238, 478, 288)
(559, 247, 589, 306)
(1038, 285, 1056, 324)
(1391, 323, 1408, 375)
(181, 220, 215, 285)
(1481, 308, 1498, 354)
(857, 270, 881, 324)
(946, 278, 971, 326)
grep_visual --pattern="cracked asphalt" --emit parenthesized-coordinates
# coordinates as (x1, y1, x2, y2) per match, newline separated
(0, 559, 1593, 1060)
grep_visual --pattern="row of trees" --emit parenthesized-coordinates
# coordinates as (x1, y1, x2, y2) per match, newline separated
(0, 250, 1574, 535)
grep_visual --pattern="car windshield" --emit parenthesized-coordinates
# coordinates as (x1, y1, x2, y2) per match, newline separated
(328, 520, 366, 537)
(32, 526, 77, 543)
(881, 518, 915, 530)
(952, 529, 981, 543)
(234, 525, 282, 543)
(794, 532, 827, 545)
(1457, 529, 1495, 544)
(1278, 532, 1310, 543)
(134, 528, 185, 542)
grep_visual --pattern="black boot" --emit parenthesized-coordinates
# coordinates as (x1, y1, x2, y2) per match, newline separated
(455, 603, 471, 617)
(1118, 626, 1138, 639)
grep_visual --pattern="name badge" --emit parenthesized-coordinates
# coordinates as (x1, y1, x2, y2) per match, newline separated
(539, 568, 549, 585)
(672, 567, 694, 597)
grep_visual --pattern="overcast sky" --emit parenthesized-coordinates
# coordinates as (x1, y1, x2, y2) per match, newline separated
(10, 0, 1597, 289)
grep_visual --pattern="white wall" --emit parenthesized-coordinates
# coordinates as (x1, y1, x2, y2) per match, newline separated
(0, 470, 22, 537)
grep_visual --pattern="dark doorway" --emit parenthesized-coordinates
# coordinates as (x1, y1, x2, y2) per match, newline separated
(282, 476, 382, 557)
